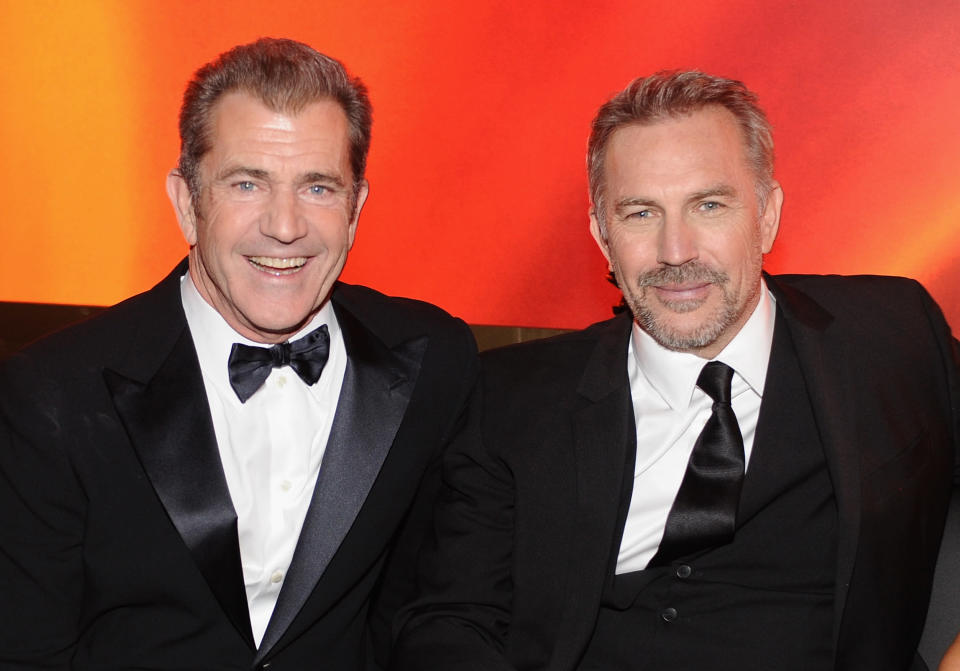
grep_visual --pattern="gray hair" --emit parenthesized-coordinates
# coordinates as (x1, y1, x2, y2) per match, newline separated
(587, 70, 774, 228)
(176, 37, 372, 211)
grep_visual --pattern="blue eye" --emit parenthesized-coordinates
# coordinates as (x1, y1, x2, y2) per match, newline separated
(236, 181, 255, 191)
(308, 184, 327, 195)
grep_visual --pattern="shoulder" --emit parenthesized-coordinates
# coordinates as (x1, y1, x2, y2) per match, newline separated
(769, 274, 956, 383)
(481, 312, 629, 390)
(483, 312, 627, 363)
(468, 315, 631, 453)
(333, 282, 460, 326)
(2, 272, 181, 385)
(769, 273, 945, 332)
(331, 281, 476, 354)
(0, 281, 182, 446)
(771, 273, 928, 304)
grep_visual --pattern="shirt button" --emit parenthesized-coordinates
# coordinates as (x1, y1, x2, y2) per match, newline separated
(270, 570, 284, 584)
(277, 375, 287, 388)
(280, 480, 292, 492)
(676, 564, 692, 579)
(661, 607, 678, 622)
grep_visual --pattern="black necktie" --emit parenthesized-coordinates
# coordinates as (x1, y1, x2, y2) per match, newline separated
(227, 324, 330, 403)
(649, 361, 745, 566)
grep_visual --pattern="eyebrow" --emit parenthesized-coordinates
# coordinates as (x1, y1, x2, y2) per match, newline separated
(216, 166, 270, 182)
(613, 184, 741, 217)
(686, 185, 737, 204)
(301, 172, 347, 189)
(614, 197, 660, 215)
(214, 166, 347, 189)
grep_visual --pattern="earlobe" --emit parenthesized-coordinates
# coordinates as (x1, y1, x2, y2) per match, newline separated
(760, 182, 784, 254)
(166, 171, 198, 246)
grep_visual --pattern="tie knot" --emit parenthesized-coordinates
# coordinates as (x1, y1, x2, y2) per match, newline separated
(697, 361, 734, 404)
(270, 342, 292, 367)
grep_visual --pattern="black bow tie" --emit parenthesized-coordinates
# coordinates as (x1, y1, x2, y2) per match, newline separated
(227, 324, 330, 403)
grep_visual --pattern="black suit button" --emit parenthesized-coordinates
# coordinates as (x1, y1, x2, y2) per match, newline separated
(676, 564, 692, 578)
(661, 607, 678, 622)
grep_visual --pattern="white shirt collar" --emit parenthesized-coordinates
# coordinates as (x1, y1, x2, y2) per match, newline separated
(180, 271, 340, 404)
(631, 278, 776, 409)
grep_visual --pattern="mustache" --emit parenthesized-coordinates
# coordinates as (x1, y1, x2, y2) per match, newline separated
(636, 262, 729, 287)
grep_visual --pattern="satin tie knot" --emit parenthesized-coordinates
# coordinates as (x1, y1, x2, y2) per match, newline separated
(699, 359, 733, 405)
(227, 324, 330, 403)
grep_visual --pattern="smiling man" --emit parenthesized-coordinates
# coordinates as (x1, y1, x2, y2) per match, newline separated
(0, 39, 476, 670)
(393, 72, 959, 670)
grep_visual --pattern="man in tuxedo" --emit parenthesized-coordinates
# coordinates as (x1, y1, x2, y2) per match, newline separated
(0, 38, 476, 670)
(393, 71, 959, 670)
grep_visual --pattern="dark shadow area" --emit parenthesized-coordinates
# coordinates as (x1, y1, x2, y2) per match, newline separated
(0, 302, 568, 361)
(920, 492, 960, 668)
(0, 302, 104, 361)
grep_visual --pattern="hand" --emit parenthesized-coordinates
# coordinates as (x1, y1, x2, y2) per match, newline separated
(941, 633, 960, 671)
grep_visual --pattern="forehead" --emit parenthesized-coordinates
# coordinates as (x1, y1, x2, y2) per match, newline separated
(204, 91, 351, 173)
(603, 106, 753, 191)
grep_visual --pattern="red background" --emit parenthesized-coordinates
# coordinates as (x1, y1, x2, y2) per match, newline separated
(2, 0, 958, 330)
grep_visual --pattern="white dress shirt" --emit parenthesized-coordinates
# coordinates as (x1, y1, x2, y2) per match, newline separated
(616, 281, 776, 574)
(180, 274, 346, 646)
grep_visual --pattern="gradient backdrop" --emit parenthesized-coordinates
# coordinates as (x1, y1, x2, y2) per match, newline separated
(2, 0, 958, 331)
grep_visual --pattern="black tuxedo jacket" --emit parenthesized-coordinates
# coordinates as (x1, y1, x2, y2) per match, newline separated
(0, 261, 477, 670)
(394, 275, 960, 671)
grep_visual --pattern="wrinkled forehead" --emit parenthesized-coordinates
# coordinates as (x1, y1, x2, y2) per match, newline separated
(199, 89, 347, 153)
(612, 106, 750, 164)
(605, 108, 754, 185)
(204, 92, 351, 162)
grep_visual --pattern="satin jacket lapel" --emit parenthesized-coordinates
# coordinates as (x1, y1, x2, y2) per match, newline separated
(766, 275, 859, 645)
(551, 313, 636, 670)
(256, 304, 427, 661)
(102, 266, 254, 649)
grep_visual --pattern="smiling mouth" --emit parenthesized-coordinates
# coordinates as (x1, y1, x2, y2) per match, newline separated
(649, 282, 713, 312)
(652, 282, 713, 300)
(248, 256, 308, 275)
(655, 282, 711, 293)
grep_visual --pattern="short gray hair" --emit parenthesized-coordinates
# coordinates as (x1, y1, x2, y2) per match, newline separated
(587, 70, 774, 227)
(177, 37, 372, 211)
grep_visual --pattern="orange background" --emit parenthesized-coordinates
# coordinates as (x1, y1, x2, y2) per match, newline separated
(1, 0, 958, 330)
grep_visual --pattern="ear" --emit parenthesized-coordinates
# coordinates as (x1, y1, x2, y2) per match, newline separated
(759, 182, 783, 254)
(166, 170, 198, 246)
(589, 210, 613, 269)
(346, 179, 369, 250)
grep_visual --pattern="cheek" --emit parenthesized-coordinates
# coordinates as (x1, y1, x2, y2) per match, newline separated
(316, 215, 354, 252)
(720, 237, 765, 290)
(197, 203, 254, 251)
(707, 224, 762, 266)
(607, 236, 656, 276)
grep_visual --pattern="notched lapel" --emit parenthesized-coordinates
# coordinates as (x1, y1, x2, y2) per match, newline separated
(552, 316, 635, 669)
(104, 328, 254, 648)
(256, 310, 428, 661)
(767, 277, 860, 645)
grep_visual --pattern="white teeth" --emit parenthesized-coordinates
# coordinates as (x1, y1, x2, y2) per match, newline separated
(248, 256, 307, 269)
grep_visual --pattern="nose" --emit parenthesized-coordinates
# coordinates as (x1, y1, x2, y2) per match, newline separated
(656, 215, 698, 267)
(260, 188, 308, 243)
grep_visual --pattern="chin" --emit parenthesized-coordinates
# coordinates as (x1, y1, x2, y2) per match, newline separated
(267, 315, 316, 335)
(238, 306, 313, 338)
(633, 304, 725, 352)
